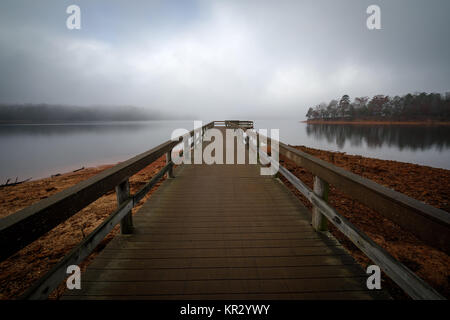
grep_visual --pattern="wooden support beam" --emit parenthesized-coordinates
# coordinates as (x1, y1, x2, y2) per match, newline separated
(256, 133, 260, 163)
(166, 150, 174, 178)
(312, 176, 329, 232)
(245, 133, 249, 151)
(116, 179, 133, 234)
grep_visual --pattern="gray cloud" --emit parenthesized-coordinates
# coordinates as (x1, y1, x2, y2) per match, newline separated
(0, 0, 449, 119)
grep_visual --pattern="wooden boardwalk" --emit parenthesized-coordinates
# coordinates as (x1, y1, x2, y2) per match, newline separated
(64, 130, 386, 300)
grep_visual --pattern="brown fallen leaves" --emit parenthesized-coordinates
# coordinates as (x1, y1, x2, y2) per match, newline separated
(0, 156, 167, 299)
(280, 145, 450, 299)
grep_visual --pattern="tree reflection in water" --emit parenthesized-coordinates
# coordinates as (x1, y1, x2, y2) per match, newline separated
(306, 124, 450, 151)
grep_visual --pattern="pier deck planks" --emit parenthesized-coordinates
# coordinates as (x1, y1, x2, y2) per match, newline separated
(64, 130, 387, 300)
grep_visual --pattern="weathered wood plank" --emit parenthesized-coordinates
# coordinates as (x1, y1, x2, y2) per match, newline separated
(104, 238, 340, 250)
(81, 265, 365, 282)
(63, 290, 385, 300)
(85, 254, 358, 271)
(110, 232, 326, 242)
(65, 277, 368, 296)
(130, 225, 317, 234)
(98, 246, 348, 259)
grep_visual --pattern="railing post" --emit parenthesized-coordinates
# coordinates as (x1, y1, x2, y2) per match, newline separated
(245, 131, 249, 152)
(312, 176, 329, 231)
(166, 149, 174, 179)
(244, 131, 250, 164)
(116, 179, 133, 234)
(256, 133, 260, 163)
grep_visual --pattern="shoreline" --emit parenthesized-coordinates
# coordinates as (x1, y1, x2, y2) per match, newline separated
(0, 150, 449, 299)
(302, 120, 450, 125)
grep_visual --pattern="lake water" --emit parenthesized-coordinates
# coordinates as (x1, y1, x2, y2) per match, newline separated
(0, 120, 449, 182)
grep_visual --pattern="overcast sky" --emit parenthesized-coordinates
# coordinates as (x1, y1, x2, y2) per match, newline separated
(0, 0, 449, 119)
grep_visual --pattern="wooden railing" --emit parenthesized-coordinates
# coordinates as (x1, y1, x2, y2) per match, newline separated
(0, 121, 215, 299)
(226, 120, 254, 128)
(231, 124, 447, 300)
(214, 120, 254, 128)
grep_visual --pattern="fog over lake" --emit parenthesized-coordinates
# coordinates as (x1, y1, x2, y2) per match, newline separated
(1, 1, 450, 182)
(1, 120, 449, 182)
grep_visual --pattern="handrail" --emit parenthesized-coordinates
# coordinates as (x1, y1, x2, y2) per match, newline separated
(258, 132, 450, 254)
(224, 120, 254, 128)
(237, 125, 447, 300)
(21, 163, 173, 299)
(251, 140, 445, 300)
(0, 121, 214, 263)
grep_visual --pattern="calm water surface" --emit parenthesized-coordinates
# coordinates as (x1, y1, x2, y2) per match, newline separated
(0, 120, 449, 182)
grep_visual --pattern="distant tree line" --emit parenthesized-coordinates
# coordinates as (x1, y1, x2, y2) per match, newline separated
(0, 104, 167, 123)
(306, 92, 450, 121)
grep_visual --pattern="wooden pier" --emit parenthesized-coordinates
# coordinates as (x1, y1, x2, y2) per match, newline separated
(0, 121, 448, 300)
(64, 130, 381, 299)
